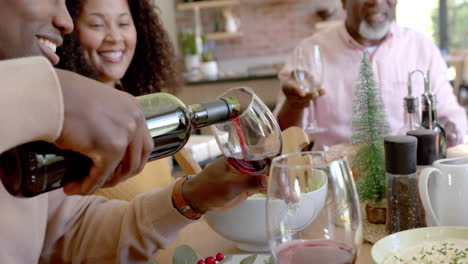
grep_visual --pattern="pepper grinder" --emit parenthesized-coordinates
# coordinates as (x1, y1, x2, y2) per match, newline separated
(384, 135, 422, 234)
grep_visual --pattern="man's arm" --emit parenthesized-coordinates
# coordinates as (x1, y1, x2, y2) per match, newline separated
(428, 44, 467, 145)
(41, 157, 266, 263)
(276, 85, 311, 130)
(274, 49, 324, 131)
(0, 57, 154, 195)
(41, 185, 192, 264)
(0, 57, 64, 153)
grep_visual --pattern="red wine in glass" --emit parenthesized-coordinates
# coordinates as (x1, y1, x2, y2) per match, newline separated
(219, 91, 282, 177)
(276, 239, 356, 264)
(233, 118, 249, 156)
(227, 156, 272, 176)
(228, 119, 279, 176)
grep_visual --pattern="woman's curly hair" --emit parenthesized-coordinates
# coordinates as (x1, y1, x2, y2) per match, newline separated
(57, 0, 182, 96)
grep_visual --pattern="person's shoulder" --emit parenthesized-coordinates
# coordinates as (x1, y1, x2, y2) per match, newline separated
(300, 21, 343, 46)
(315, 21, 343, 38)
(0, 56, 52, 68)
(392, 24, 435, 44)
(391, 24, 441, 60)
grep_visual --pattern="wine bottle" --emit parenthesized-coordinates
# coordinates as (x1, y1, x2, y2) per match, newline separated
(419, 71, 447, 159)
(0, 93, 240, 197)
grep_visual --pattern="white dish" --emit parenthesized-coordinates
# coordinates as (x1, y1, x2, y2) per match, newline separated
(222, 254, 272, 264)
(372, 226, 468, 263)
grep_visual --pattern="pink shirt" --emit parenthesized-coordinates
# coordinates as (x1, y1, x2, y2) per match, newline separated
(276, 22, 467, 148)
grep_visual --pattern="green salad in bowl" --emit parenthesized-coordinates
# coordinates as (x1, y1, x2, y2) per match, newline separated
(249, 176, 324, 199)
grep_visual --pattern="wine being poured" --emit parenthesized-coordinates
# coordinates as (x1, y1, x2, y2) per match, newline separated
(0, 93, 241, 197)
(226, 155, 273, 177)
(212, 87, 282, 177)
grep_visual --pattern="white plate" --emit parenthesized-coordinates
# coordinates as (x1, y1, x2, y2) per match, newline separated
(223, 254, 272, 264)
(372, 226, 468, 263)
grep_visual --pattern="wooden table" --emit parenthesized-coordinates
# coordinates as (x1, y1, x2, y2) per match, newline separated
(155, 219, 374, 263)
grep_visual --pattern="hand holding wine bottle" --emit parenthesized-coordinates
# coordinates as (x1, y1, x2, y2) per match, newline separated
(211, 87, 283, 178)
(56, 69, 155, 195)
(0, 86, 241, 198)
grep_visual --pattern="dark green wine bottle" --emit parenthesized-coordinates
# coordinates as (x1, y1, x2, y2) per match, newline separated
(0, 93, 240, 197)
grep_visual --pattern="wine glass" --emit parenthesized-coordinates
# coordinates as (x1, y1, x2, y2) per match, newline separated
(211, 86, 282, 176)
(292, 45, 327, 135)
(267, 151, 362, 264)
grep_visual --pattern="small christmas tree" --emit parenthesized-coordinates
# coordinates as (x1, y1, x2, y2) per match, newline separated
(352, 52, 390, 207)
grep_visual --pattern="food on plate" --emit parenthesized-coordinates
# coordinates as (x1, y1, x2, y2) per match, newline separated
(383, 239, 468, 264)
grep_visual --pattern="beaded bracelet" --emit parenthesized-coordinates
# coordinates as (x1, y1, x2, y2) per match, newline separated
(171, 176, 203, 220)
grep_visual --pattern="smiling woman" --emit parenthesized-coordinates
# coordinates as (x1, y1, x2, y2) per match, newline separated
(55, 0, 185, 204)
(57, 0, 181, 95)
(75, 0, 138, 86)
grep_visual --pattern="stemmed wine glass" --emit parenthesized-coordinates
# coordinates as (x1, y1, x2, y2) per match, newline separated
(267, 151, 362, 264)
(211, 86, 282, 177)
(292, 45, 327, 134)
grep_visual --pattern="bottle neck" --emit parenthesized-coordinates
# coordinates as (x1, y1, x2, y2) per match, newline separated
(421, 93, 437, 126)
(403, 97, 420, 132)
(189, 97, 240, 129)
(403, 111, 421, 131)
(138, 93, 240, 136)
(142, 94, 240, 161)
(421, 109, 438, 126)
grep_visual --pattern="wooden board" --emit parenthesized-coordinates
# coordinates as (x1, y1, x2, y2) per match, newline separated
(177, 0, 240, 11)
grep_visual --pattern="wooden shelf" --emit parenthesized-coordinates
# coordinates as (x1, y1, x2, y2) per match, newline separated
(315, 20, 342, 31)
(205, 31, 243, 41)
(177, 0, 240, 11)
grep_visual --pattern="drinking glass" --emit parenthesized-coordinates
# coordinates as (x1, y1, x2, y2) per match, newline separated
(211, 86, 282, 176)
(267, 151, 362, 264)
(292, 45, 327, 134)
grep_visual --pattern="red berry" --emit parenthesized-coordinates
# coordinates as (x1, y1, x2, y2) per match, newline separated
(197, 260, 205, 264)
(216, 253, 225, 261)
(205, 256, 216, 264)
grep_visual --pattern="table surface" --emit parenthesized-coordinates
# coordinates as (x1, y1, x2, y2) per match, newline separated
(155, 144, 468, 263)
(155, 219, 374, 264)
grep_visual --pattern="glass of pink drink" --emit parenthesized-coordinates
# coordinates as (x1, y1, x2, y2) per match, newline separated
(266, 151, 362, 264)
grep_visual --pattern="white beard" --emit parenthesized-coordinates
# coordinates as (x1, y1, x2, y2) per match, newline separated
(358, 20, 390, 41)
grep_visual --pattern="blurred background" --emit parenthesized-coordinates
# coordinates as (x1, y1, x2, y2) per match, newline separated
(153, 0, 467, 164)
(153, 0, 466, 107)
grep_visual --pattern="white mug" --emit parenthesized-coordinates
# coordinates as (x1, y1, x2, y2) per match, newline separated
(419, 156, 468, 226)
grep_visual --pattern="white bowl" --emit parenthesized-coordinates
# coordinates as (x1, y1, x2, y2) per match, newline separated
(204, 173, 328, 252)
(204, 197, 271, 252)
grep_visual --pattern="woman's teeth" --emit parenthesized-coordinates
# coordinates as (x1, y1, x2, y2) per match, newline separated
(37, 37, 57, 53)
(101, 51, 123, 60)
